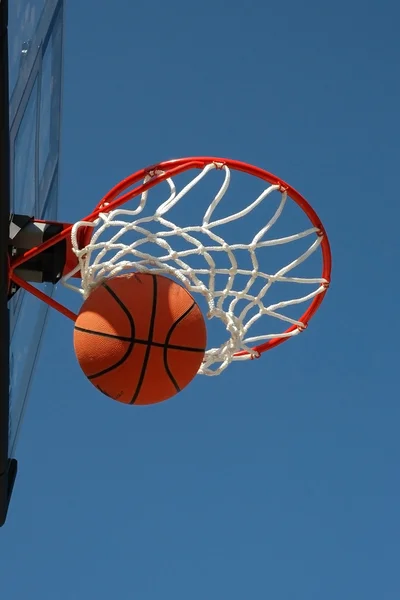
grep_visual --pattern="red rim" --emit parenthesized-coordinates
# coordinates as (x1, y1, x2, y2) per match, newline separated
(9, 157, 331, 357)
(93, 157, 332, 357)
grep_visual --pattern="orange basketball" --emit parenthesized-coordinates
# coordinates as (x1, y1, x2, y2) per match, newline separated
(73, 273, 207, 405)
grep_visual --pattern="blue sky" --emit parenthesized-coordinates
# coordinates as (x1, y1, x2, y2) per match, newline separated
(2, 0, 400, 598)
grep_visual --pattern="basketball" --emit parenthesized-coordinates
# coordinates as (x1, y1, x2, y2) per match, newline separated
(73, 273, 207, 405)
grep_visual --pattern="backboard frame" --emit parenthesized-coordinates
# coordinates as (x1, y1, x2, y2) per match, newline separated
(0, 0, 17, 527)
(1, 0, 64, 526)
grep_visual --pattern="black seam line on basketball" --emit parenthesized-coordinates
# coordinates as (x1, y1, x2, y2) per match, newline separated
(74, 326, 205, 352)
(130, 274, 158, 405)
(87, 283, 136, 380)
(74, 326, 132, 343)
(163, 301, 199, 394)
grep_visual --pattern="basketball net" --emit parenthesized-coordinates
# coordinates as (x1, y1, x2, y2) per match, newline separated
(62, 159, 331, 376)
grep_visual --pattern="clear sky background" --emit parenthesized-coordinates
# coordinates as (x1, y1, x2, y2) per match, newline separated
(2, 0, 400, 598)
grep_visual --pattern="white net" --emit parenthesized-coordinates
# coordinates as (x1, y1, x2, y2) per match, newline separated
(62, 162, 329, 376)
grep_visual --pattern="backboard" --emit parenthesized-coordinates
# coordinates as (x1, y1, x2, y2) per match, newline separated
(0, 0, 64, 525)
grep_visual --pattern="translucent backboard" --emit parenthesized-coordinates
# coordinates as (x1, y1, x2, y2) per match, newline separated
(0, 0, 64, 524)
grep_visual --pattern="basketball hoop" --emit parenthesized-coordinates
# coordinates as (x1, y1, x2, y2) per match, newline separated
(9, 157, 331, 375)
